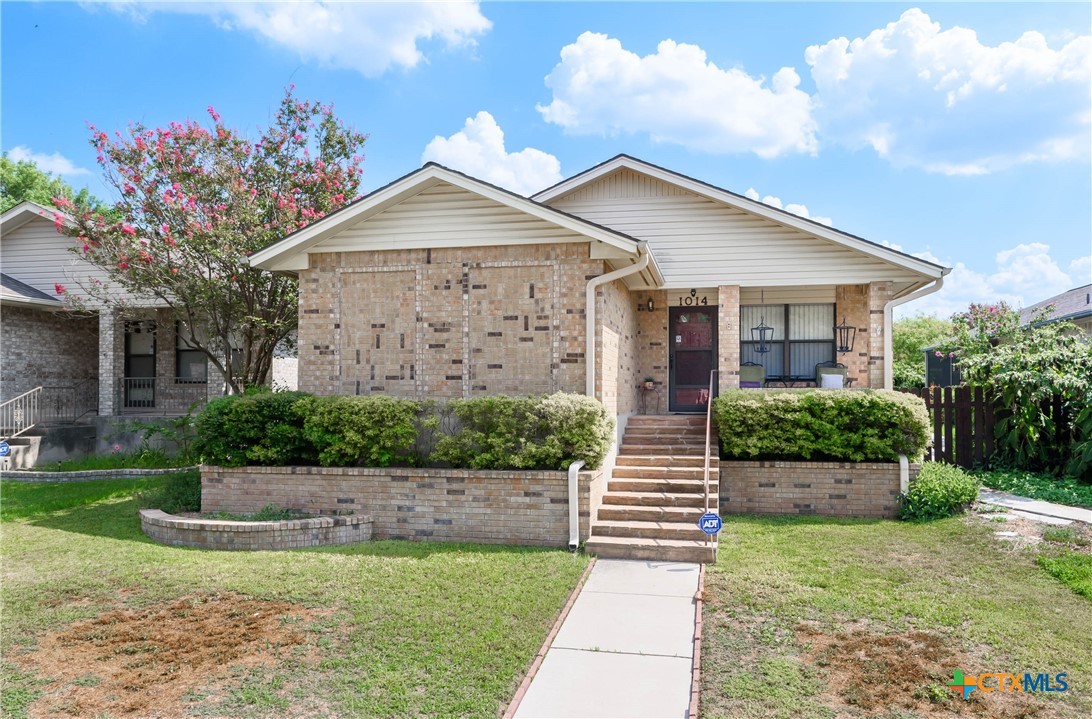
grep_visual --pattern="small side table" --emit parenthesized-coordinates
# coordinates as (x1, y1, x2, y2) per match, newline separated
(639, 384, 663, 414)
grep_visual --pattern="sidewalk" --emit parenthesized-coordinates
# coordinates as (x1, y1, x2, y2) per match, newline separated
(512, 559, 700, 719)
(979, 488, 1092, 525)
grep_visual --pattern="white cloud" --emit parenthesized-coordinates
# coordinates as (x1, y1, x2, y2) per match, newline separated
(805, 8, 1091, 174)
(743, 187, 832, 226)
(7, 146, 90, 177)
(94, 1, 491, 77)
(1069, 255, 1091, 285)
(422, 112, 563, 196)
(537, 32, 816, 158)
(897, 242, 1079, 318)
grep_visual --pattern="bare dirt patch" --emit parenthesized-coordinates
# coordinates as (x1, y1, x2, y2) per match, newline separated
(797, 623, 1060, 718)
(14, 592, 325, 718)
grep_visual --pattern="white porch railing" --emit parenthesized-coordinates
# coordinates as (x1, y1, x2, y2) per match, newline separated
(0, 387, 42, 441)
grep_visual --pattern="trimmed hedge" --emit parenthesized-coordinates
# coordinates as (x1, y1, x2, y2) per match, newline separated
(899, 462, 980, 521)
(714, 389, 930, 462)
(193, 391, 613, 471)
(431, 392, 614, 470)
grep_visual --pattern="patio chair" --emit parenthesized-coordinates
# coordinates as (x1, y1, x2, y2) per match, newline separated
(739, 362, 765, 389)
(815, 361, 848, 389)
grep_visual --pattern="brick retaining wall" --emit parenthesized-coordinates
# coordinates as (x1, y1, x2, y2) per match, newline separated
(719, 461, 920, 519)
(140, 509, 372, 550)
(201, 465, 607, 548)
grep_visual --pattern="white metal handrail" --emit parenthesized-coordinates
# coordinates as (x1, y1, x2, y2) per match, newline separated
(703, 369, 718, 553)
(0, 387, 42, 441)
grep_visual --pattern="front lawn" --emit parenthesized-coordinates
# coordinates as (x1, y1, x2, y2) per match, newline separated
(0, 478, 587, 718)
(702, 515, 1092, 718)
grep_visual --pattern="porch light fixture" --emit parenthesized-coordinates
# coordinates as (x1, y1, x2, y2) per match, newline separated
(750, 290, 774, 354)
(834, 315, 856, 355)
(646, 298, 655, 312)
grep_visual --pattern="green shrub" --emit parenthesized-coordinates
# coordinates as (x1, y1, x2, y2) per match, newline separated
(899, 462, 980, 521)
(714, 389, 930, 462)
(295, 395, 420, 467)
(892, 361, 925, 389)
(138, 470, 201, 514)
(431, 392, 614, 470)
(192, 391, 315, 466)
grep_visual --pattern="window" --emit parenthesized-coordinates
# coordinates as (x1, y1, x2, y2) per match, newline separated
(176, 322, 208, 383)
(740, 303, 835, 379)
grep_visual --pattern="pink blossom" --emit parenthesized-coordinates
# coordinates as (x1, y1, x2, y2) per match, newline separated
(54, 283, 67, 296)
(112, 444, 121, 453)
(121, 224, 137, 236)
(53, 213, 66, 232)
(207, 105, 221, 122)
(935, 350, 943, 358)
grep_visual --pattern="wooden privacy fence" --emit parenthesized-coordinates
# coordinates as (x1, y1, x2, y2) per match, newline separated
(899, 387, 1070, 469)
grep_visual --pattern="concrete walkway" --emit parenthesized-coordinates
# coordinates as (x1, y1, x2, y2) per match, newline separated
(513, 559, 699, 719)
(979, 488, 1092, 524)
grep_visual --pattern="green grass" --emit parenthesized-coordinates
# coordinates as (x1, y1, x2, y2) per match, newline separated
(702, 515, 1092, 718)
(31, 449, 190, 473)
(974, 468, 1092, 508)
(206, 505, 315, 522)
(0, 478, 588, 718)
(1037, 552, 1092, 599)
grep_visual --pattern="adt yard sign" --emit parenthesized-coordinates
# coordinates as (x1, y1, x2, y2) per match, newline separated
(0, 441, 10, 457)
(698, 512, 722, 535)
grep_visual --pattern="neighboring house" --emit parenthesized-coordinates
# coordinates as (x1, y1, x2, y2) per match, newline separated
(251, 155, 950, 426)
(1019, 284, 1092, 335)
(0, 201, 219, 453)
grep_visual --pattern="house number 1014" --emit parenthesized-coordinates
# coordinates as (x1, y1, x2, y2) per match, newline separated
(678, 289, 708, 306)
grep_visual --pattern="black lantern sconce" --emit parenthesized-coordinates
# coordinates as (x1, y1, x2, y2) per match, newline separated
(646, 297, 655, 312)
(750, 290, 775, 353)
(834, 316, 856, 355)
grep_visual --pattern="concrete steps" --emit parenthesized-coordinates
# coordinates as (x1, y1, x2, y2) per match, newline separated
(585, 415, 719, 563)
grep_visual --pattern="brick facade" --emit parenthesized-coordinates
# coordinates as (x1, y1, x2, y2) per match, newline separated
(0, 305, 97, 401)
(718, 285, 741, 393)
(201, 465, 607, 548)
(597, 278, 639, 417)
(834, 284, 870, 388)
(720, 461, 919, 519)
(298, 244, 603, 400)
(868, 282, 894, 389)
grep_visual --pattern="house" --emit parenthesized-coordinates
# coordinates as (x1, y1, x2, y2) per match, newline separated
(0, 201, 217, 459)
(251, 155, 949, 419)
(1019, 284, 1092, 335)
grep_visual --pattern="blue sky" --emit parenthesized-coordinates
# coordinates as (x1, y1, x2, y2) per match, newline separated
(3, 1, 1089, 317)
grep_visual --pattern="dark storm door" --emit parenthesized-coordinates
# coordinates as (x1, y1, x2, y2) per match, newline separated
(669, 307, 718, 412)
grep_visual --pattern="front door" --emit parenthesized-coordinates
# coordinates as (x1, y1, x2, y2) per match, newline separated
(669, 307, 717, 412)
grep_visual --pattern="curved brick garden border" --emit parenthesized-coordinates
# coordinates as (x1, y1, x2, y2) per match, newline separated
(140, 509, 373, 551)
(0, 467, 199, 483)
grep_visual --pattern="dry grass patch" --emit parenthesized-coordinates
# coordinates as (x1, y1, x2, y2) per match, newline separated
(11, 592, 326, 718)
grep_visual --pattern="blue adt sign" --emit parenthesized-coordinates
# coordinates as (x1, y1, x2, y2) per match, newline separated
(698, 512, 722, 535)
(0, 441, 10, 457)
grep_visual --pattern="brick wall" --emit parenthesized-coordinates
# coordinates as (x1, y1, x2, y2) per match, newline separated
(598, 278, 639, 417)
(635, 289, 668, 413)
(0, 305, 98, 401)
(718, 285, 741, 393)
(720, 461, 919, 519)
(835, 284, 870, 388)
(201, 465, 607, 548)
(140, 509, 373, 550)
(298, 244, 604, 400)
(868, 282, 893, 389)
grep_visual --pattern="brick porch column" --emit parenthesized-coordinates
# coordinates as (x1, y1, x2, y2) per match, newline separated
(868, 281, 893, 389)
(718, 285, 740, 393)
(98, 309, 117, 416)
(835, 285, 870, 387)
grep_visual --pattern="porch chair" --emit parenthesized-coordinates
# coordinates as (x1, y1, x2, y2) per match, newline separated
(739, 361, 765, 389)
(815, 361, 848, 389)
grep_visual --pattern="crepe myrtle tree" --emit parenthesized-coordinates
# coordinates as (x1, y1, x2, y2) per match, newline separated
(54, 88, 367, 392)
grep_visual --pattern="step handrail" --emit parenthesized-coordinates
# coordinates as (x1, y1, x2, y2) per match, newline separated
(0, 386, 42, 441)
(703, 370, 718, 556)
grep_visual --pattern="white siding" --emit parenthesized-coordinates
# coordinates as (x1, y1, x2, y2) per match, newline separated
(550, 169, 923, 288)
(0, 215, 121, 303)
(312, 182, 591, 253)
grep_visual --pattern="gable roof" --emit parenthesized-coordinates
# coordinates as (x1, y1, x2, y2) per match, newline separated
(1020, 284, 1092, 325)
(249, 162, 662, 284)
(533, 154, 948, 284)
(0, 272, 61, 308)
(1, 200, 73, 236)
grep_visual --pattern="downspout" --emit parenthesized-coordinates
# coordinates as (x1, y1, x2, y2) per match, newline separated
(568, 460, 586, 551)
(585, 248, 651, 397)
(882, 275, 946, 389)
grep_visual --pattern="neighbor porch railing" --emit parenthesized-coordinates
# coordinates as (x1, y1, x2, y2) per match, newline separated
(118, 377, 209, 415)
(703, 369, 718, 558)
(0, 387, 42, 441)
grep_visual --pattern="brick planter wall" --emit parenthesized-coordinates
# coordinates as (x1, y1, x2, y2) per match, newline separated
(140, 509, 373, 550)
(719, 461, 920, 519)
(201, 465, 607, 548)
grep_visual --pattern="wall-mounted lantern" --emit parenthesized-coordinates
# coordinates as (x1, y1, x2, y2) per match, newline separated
(834, 316, 857, 355)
